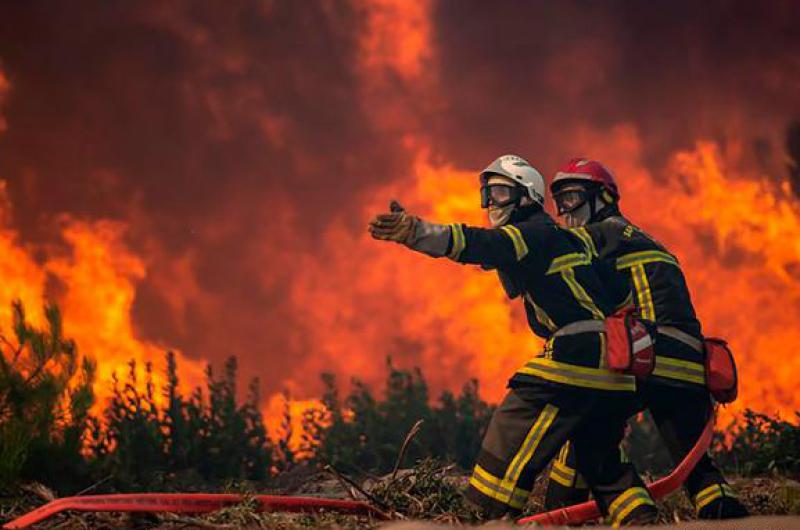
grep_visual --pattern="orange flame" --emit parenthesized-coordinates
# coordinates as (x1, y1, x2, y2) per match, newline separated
(0, 205, 205, 411)
(287, 151, 538, 403)
(275, 0, 800, 435)
(43, 219, 206, 401)
(2, 3, 798, 454)
(285, 135, 800, 430)
(561, 125, 800, 423)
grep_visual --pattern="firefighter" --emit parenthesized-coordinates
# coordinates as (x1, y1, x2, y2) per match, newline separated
(369, 155, 658, 525)
(546, 158, 749, 519)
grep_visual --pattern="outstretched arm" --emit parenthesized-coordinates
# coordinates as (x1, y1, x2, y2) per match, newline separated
(368, 201, 529, 268)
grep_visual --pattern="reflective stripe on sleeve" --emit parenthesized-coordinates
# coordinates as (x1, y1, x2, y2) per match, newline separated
(546, 252, 591, 275)
(500, 225, 529, 261)
(630, 264, 656, 321)
(616, 250, 678, 269)
(448, 223, 466, 260)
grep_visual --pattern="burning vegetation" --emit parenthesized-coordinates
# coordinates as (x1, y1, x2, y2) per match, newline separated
(1, 0, 800, 527)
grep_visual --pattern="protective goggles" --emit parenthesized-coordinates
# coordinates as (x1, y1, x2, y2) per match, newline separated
(480, 184, 523, 208)
(552, 188, 590, 215)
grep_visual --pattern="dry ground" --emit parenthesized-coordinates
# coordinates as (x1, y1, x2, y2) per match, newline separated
(2, 467, 799, 529)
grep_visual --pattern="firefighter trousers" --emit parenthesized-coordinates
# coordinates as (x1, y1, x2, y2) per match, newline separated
(544, 382, 741, 516)
(465, 383, 657, 524)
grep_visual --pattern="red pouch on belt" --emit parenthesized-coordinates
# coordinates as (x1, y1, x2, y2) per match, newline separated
(605, 307, 656, 377)
(704, 338, 738, 403)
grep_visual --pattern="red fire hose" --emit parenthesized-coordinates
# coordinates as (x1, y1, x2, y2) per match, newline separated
(517, 408, 716, 526)
(4, 411, 715, 529)
(2, 493, 389, 529)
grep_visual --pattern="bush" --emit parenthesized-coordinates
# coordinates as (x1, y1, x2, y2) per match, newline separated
(5, 298, 800, 498)
(0, 301, 95, 491)
(88, 353, 273, 490)
(713, 409, 800, 477)
(304, 357, 494, 475)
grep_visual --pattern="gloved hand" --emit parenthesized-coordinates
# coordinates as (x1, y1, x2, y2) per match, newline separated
(368, 200, 418, 245)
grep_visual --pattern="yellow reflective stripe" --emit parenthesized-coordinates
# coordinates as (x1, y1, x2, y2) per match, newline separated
(551, 460, 576, 484)
(555, 455, 573, 474)
(545, 250, 604, 321)
(549, 460, 575, 487)
(528, 296, 558, 332)
(653, 356, 705, 385)
(695, 485, 724, 510)
(500, 225, 529, 261)
(694, 484, 737, 511)
(630, 264, 656, 321)
(561, 269, 605, 319)
(609, 487, 655, 526)
(609, 487, 645, 519)
(546, 252, 590, 274)
(614, 496, 655, 527)
(469, 465, 530, 509)
(448, 223, 466, 260)
(518, 358, 636, 391)
(616, 250, 678, 269)
(556, 442, 570, 464)
(505, 405, 558, 487)
(568, 227, 598, 257)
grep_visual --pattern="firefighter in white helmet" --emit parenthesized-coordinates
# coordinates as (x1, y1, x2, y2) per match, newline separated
(368, 155, 657, 525)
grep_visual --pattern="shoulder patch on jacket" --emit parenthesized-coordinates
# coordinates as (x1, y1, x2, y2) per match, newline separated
(623, 225, 635, 238)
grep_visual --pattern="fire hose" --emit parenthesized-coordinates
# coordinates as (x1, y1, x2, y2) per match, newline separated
(4, 411, 714, 529)
(517, 408, 716, 526)
(2, 494, 389, 529)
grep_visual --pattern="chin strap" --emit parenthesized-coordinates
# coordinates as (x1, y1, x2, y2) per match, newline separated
(509, 204, 541, 224)
(591, 202, 621, 223)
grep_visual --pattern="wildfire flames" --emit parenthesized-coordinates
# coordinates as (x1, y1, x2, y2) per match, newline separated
(0, 0, 798, 440)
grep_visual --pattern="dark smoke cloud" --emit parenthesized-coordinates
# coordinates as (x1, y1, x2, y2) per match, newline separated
(0, 0, 798, 399)
(0, 1, 412, 383)
(431, 0, 800, 178)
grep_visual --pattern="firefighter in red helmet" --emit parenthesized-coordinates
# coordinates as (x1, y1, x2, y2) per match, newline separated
(545, 158, 748, 519)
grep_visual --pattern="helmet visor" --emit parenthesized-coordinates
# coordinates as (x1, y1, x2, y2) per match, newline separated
(553, 189, 589, 215)
(480, 184, 519, 208)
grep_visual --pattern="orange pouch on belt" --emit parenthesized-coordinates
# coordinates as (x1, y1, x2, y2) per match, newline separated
(704, 338, 738, 403)
(605, 308, 656, 377)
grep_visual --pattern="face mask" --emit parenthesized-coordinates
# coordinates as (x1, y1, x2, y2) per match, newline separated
(563, 201, 591, 227)
(488, 204, 515, 227)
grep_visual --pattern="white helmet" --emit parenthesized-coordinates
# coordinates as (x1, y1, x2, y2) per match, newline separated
(479, 154, 545, 208)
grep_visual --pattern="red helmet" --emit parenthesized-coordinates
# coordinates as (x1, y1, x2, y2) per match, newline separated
(551, 158, 620, 200)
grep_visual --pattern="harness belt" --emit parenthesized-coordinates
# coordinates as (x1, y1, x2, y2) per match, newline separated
(554, 323, 703, 351)
(552, 320, 605, 338)
(657, 326, 703, 352)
